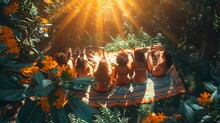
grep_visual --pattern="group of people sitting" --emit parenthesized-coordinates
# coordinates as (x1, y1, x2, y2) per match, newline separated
(54, 44, 173, 93)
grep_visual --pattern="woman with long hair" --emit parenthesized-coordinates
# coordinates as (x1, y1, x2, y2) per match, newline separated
(93, 50, 113, 93)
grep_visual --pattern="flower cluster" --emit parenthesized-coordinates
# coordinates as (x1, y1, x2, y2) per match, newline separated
(0, 26, 20, 56)
(37, 96, 51, 113)
(142, 112, 167, 123)
(44, 0, 53, 4)
(197, 92, 213, 106)
(41, 18, 49, 24)
(41, 56, 58, 72)
(52, 88, 68, 109)
(2, 0, 19, 15)
(20, 62, 39, 84)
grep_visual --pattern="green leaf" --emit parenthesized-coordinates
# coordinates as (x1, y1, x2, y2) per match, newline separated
(17, 99, 43, 123)
(0, 43, 7, 52)
(31, 47, 45, 60)
(10, 14, 21, 23)
(51, 108, 69, 123)
(33, 82, 54, 96)
(0, 74, 25, 89)
(68, 95, 99, 122)
(190, 104, 204, 110)
(0, 53, 16, 65)
(29, 3, 38, 16)
(0, 89, 26, 101)
(32, 71, 45, 85)
(4, 63, 30, 73)
(60, 77, 95, 91)
(203, 82, 217, 93)
(0, 75, 26, 101)
(178, 103, 194, 123)
(210, 73, 220, 81)
(211, 90, 220, 105)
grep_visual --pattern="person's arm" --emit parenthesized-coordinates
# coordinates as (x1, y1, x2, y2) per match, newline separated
(111, 67, 117, 82)
(146, 50, 155, 73)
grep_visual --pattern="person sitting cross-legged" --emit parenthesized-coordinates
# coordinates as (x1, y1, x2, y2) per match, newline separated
(130, 49, 148, 84)
(146, 46, 173, 77)
(112, 52, 131, 86)
(93, 50, 114, 93)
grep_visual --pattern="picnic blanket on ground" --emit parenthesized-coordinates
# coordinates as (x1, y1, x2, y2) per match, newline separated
(72, 65, 186, 108)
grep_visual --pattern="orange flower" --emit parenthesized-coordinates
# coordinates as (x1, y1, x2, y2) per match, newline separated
(0, 26, 14, 41)
(41, 18, 48, 24)
(157, 113, 167, 122)
(41, 56, 58, 72)
(200, 92, 211, 99)
(67, 69, 77, 78)
(56, 65, 68, 77)
(43, 27, 48, 32)
(44, 0, 53, 4)
(142, 112, 167, 123)
(20, 62, 39, 77)
(0, 26, 20, 56)
(197, 92, 213, 106)
(2, 1, 19, 15)
(52, 88, 68, 109)
(37, 96, 51, 113)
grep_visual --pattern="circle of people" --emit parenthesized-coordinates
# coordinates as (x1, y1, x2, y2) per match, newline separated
(54, 44, 173, 93)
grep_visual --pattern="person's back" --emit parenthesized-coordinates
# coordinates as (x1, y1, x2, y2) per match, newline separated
(113, 66, 131, 86)
(93, 51, 113, 93)
(131, 49, 148, 84)
(112, 52, 131, 86)
(75, 51, 93, 77)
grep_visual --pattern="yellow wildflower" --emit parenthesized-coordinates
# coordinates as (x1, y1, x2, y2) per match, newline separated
(2, 1, 19, 15)
(37, 96, 51, 113)
(197, 92, 213, 106)
(41, 18, 48, 24)
(56, 65, 68, 77)
(41, 56, 58, 72)
(44, 0, 53, 4)
(157, 113, 167, 122)
(20, 62, 39, 77)
(142, 112, 167, 123)
(67, 69, 77, 78)
(43, 27, 48, 32)
(52, 88, 68, 109)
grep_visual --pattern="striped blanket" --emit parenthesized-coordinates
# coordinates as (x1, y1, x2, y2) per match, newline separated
(73, 65, 186, 108)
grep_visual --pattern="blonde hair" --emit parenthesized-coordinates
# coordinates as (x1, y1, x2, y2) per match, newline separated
(94, 59, 112, 83)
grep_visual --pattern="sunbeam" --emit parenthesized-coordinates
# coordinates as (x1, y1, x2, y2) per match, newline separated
(52, 0, 141, 45)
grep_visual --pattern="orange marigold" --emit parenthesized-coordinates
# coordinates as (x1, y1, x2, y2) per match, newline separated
(142, 112, 167, 123)
(0, 26, 14, 41)
(2, 1, 19, 15)
(197, 92, 213, 106)
(41, 56, 58, 72)
(41, 18, 48, 24)
(67, 69, 77, 78)
(37, 96, 51, 113)
(52, 88, 68, 109)
(56, 65, 68, 77)
(44, 0, 53, 4)
(20, 62, 39, 77)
